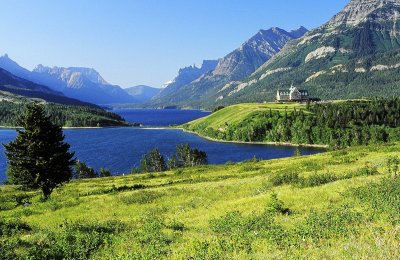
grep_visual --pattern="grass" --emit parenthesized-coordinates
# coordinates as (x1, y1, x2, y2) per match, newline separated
(1, 142, 400, 258)
(183, 102, 306, 132)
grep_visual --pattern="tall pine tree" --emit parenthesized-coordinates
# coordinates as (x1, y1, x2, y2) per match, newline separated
(4, 102, 75, 199)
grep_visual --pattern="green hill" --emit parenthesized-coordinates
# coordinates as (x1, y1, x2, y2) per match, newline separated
(1, 142, 400, 258)
(183, 99, 400, 147)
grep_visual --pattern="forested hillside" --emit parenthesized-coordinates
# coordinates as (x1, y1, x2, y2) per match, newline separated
(184, 99, 400, 147)
(0, 101, 127, 127)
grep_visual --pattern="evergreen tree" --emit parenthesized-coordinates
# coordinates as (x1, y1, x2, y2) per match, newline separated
(75, 161, 98, 179)
(140, 148, 167, 172)
(4, 103, 75, 199)
(99, 167, 112, 177)
(176, 144, 208, 167)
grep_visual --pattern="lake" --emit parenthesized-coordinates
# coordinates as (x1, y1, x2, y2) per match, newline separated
(111, 108, 210, 126)
(0, 109, 324, 182)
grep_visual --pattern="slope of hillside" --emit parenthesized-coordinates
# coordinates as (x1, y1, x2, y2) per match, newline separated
(1, 143, 399, 258)
(151, 27, 308, 109)
(218, 0, 400, 105)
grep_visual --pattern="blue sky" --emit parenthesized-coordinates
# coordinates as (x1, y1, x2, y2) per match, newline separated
(0, 0, 348, 88)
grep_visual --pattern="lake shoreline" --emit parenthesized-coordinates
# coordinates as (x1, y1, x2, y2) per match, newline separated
(1, 125, 328, 149)
(179, 128, 329, 149)
(0, 125, 135, 130)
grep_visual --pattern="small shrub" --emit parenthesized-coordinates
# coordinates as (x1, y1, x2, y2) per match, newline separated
(0, 219, 31, 236)
(344, 165, 380, 179)
(174, 169, 184, 175)
(294, 206, 362, 242)
(270, 171, 300, 186)
(129, 215, 178, 259)
(266, 192, 291, 215)
(297, 172, 337, 188)
(119, 191, 162, 204)
(386, 156, 400, 177)
(351, 177, 400, 224)
(209, 210, 284, 253)
(240, 163, 261, 172)
(99, 167, 112, 177)
(167, 219, 185, 232)
(27, 220, 124, 259)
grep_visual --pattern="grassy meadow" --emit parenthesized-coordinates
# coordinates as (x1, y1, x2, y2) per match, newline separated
(2, 142, 400, 259)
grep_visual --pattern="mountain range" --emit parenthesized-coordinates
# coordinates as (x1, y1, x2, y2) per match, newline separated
(2, 0, 399, 109)
(151, 26, 308, 108)
(0, 67, 98, 107)
(214, 0, 400, 105)
(0, 55, 161, 105)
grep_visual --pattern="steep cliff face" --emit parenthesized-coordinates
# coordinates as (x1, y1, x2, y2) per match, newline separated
(217, 0, 400, 106)
(327, 0, 400, 26)
(151, 60, 218, 105)
(151, 27, 307, 108)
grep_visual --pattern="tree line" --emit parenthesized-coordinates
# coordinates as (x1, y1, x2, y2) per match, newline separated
(0, 100, 127, 127)
(191, 98, 400, 148)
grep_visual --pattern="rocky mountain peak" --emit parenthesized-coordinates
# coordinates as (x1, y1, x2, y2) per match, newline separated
(327, 0, 400, 26)
(290, 26, 309, 38)
(33, 65, 108, 86)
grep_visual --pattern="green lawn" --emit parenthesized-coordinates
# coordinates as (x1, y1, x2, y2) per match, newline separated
(1, 142, 400, 259)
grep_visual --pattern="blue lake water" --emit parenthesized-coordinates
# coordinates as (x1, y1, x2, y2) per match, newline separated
(0, 109, 324, 182)
(111, 108, 210, 126)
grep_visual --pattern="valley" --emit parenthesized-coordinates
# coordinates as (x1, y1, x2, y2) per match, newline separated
(2, 0, 400, 259)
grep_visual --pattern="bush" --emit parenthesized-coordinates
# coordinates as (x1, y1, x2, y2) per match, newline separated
(99, 167, 112, 177)
(75, 161, 98, 179)
(209, 210, 284, 253)
(293, 206, 362, 243)
(266, 192, 291, 215)
(119, 191, 162, 204)
(351, 177, 400, 224)
(0, 219, 31, 236)
(296, 172, 337, 188)
(27, 220, 124, 259)
(140, 148, 167, 173)
(270, 171, 300, 186)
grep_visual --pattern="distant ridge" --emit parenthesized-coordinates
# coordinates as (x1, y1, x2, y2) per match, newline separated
(125, 85, 162, 103)
(150, 26, 308, 108)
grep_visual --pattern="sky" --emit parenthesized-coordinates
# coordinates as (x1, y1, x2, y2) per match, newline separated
(0, 0, 349, 88)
